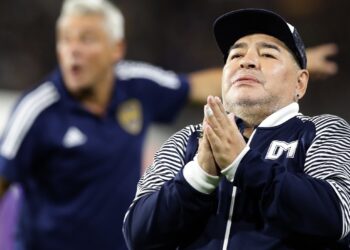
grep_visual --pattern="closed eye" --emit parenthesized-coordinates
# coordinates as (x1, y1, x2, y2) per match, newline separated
(229, 54, 243, 60)
(261, 53, 276, 59)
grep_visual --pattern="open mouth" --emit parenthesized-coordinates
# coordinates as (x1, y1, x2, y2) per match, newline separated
(70, 64, 82, 75)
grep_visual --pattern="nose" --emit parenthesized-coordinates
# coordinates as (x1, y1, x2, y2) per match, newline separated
(69, 41, 83, 58)
(239, 50, 259, 69)
(59, 39, 83, 59)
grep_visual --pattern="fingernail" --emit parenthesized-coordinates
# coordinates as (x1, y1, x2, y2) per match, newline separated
(215, 96, 221, 103)
(204, 105, 213, 117)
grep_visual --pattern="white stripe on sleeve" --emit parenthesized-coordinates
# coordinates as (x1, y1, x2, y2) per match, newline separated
(0, 82, 60, 159)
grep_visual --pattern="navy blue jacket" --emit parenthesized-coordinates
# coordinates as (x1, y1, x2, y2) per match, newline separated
(124, 103, 350, 249)
(0, 61, 189, 250)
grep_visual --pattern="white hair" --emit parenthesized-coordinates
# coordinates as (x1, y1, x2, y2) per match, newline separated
(57, 0, 124, 42)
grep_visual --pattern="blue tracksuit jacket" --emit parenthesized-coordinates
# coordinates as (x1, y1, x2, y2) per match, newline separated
(123, 103, 350, 249)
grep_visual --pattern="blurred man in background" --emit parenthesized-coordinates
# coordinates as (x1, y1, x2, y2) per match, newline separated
(0, 0, 221, 249)
(0, 0, 340, 250)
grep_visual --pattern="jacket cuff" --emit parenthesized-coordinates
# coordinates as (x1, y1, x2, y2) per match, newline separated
(183, 157, 220, 194)
(221, 146, 250, 182)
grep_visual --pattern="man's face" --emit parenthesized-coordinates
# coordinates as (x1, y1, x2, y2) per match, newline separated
(56, 14, 123, 96)
(222, 33, 307, 121)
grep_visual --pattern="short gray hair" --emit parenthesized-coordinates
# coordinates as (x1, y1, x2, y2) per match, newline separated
(57, 0, 124, 42)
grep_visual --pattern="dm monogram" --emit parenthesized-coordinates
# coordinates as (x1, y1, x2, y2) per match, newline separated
(265, 140, 298, 160)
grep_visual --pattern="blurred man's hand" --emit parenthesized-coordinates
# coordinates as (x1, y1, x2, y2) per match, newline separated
(306, 43, 338, 80)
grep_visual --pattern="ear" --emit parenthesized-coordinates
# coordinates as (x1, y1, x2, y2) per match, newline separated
(295, 69, 309, 99)
(112, 40, 126, 63)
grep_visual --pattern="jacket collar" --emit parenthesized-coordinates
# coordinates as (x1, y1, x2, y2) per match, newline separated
(259, 102, 300, 128)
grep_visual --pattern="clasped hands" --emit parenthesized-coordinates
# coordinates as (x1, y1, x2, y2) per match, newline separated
(197, 96, 246, 176)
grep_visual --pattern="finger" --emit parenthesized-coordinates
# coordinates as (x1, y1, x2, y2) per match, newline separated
(204, 104, 213, 118)
(205, 105, 225, 140)
(199, 121, 211, 152)
(197, 124, 219, 175)
(200, 129, 211, 151)
(204, 96, 222, 135)
(204, 122, 220, 149)
(208, 96, 225, 116)
(225, 112, 243, 137)
(204, 104, 218, 128)
(320, 43, 338, 56)
(311, 43, 338, 57)
(212, 97, 237, 130)
(322, 61, 338, 75)
(207, 96, 228, 128)
(215, 96, 226, 114)
(205, 118, 245, 169)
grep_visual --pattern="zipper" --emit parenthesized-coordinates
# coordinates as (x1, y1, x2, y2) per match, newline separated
(221, 129, 257, 250)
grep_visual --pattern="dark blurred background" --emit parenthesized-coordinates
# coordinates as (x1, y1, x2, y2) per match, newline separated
(0, 0, 349, 125)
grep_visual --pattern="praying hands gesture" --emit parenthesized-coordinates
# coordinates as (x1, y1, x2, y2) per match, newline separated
(197, 96, 246, 176)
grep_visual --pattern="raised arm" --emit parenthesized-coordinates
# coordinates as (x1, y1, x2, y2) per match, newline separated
(187, 43, 338, 105)
(188, 68, 222, 104)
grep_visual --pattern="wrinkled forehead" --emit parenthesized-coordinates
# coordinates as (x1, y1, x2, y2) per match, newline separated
(229, 33, 299, 64)
(231, 33, 289, 51)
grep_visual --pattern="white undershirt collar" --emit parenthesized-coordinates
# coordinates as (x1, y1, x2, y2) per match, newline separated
(258, 102, 300, 128)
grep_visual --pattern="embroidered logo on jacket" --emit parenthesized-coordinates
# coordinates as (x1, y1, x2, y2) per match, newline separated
(265, 140, 298, 160)
(63, 127, 87, 148)
(117, 99, 143, 135)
